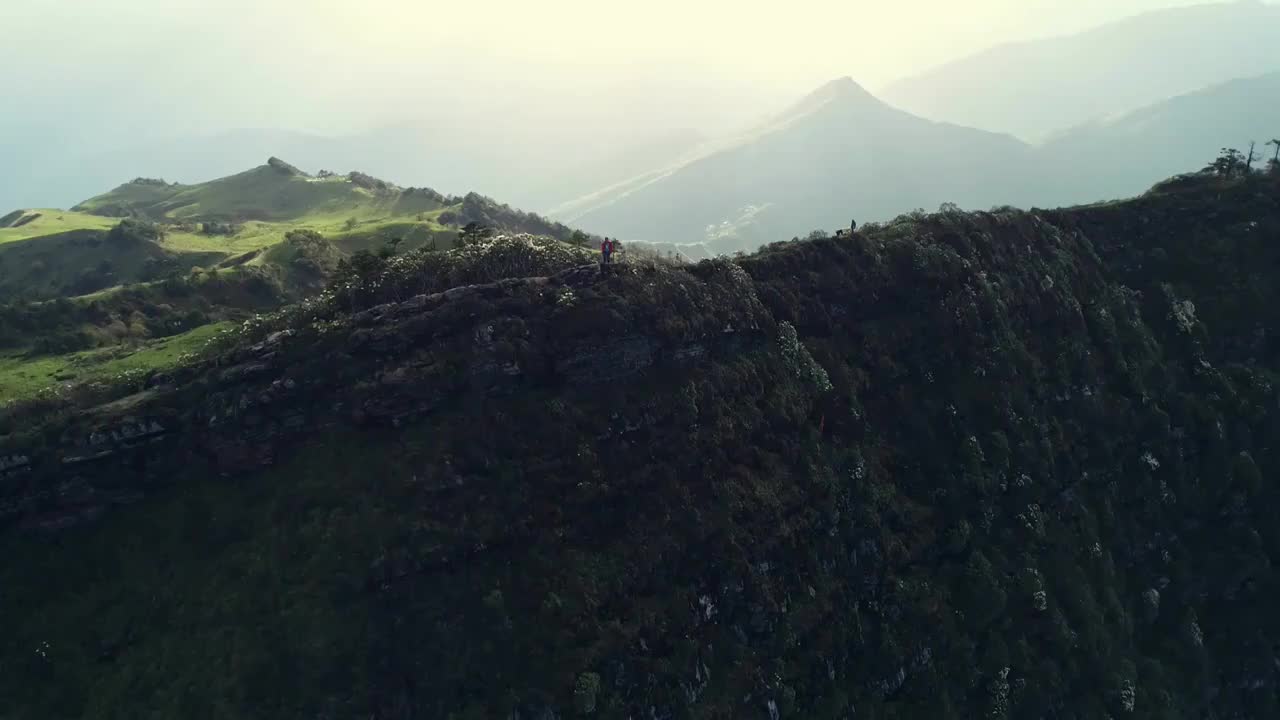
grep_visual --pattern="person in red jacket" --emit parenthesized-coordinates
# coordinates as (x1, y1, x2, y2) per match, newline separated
(600, 237, 614, 266)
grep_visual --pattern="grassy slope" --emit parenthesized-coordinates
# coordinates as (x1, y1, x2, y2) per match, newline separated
(0, 228, 200, 302)
(0, 321, 231, 400)
(2, 167, 459, 303)
(0, 210, 118, 244)
(0, 161, 574, 411)
(156, 171, 378, 222)
(70, 180, 186, 214)
(74, 166, 448, 223)
(8, 159, 578, 305)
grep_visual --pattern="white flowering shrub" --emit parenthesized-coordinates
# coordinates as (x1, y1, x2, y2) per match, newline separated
(778, 321, 832, 393)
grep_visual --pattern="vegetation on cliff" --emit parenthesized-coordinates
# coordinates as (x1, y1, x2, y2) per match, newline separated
(0, 172, 1278, 719)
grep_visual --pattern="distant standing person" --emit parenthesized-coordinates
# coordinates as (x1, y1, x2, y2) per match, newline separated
(600, 237, 614, 266)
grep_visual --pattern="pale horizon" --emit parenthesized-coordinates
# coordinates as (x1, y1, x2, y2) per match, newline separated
(2, 0, 1275, 212)
(3, 0, 1256, 141)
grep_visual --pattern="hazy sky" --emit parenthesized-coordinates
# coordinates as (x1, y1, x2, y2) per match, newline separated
(4, 0, 1235, 142)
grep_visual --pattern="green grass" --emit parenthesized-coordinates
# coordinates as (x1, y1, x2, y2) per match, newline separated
(4, 160, 529, 305)
(76, 165, 450, 225)
(160, 170, 366, 222)
(58, 164, 459, 269)
(71, 179, 186, 214)
(1, 200, 451, 255)
(0, 204, 456, 304)
(160, 222, 292, 256)
(0, 322, 231, 402)
(0, 210, 117, 244)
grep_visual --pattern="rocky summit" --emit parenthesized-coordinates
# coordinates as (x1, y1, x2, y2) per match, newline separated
(2, 173, 1279, 719)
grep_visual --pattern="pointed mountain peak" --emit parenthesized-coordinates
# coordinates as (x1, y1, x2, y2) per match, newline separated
(774, 76, 889, 124)
(811, 76, 876, 101)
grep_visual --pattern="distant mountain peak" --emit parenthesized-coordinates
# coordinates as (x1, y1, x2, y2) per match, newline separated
(817, 75, 872, 95)
(804, 76, 880, 105)
(773, 76, 889, 125)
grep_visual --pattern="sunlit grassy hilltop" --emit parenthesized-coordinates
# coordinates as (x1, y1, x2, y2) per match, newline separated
(0, 158, 584, 403)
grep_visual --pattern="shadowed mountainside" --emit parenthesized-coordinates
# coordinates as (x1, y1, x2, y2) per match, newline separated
(1, 174, 1279, 718)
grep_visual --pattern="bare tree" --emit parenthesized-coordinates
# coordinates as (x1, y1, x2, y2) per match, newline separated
(1267, 139, 1280, 174)
(1245, 141, 1259, 173)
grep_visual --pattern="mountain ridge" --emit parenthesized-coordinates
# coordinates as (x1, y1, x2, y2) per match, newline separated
(0, 158, 592, 383)
(552, 75, 1035, 250)
(880, 0, 1280, 140)
(71, 159, 438, 223)
(2, 172, 1279, 717)
(1035, 71, 1280, 204)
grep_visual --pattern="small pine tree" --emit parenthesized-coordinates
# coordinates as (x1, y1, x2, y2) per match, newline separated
(459, 222, 493, 246)
(1205, 147, 1247, 178)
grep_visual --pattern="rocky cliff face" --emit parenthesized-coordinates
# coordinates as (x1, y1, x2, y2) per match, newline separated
(1, 176, 1278, 719)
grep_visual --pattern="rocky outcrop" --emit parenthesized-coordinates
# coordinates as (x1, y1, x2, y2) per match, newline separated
(0, 209, 26, 228)
(266, 156, 307, 177)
